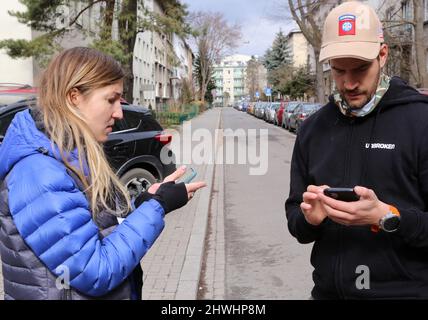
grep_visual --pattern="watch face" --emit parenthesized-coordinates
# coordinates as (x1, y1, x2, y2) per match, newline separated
(383, 215, 400, 232)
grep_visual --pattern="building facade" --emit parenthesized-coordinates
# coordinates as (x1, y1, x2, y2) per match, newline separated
(0, 0, 34, 85)
(286, 30, 310, 69)
(0, 0, 193, 109)
(213, 54, 252, 106)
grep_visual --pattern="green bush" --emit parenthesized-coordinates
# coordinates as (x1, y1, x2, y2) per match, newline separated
(153, 104, 202, 127)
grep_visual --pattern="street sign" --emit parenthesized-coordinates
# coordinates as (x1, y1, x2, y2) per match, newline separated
(255, 91, 260, 98)
(265, 87, 272, 97)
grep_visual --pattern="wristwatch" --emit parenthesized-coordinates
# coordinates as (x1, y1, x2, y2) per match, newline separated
(378, 205, 401, 233)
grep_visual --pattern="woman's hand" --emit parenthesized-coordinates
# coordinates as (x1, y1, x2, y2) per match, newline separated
(148, 166, 206, 200)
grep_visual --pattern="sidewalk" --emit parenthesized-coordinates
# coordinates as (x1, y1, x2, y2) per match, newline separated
(0, 107, 222, 300)
(140, 107, 222, 300)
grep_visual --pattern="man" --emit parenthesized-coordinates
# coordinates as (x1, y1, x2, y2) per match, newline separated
(286, 1, 428, 299)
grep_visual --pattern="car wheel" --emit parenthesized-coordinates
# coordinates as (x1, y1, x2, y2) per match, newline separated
(120, 168, 157, 200)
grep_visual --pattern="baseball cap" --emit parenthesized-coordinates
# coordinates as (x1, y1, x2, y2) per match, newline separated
(319, 1, 384, 62)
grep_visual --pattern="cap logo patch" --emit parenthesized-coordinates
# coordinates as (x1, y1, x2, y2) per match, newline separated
(339, 14, 356, 36)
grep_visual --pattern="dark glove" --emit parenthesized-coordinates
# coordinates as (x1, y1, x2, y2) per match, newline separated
(134, 182, 188, 215)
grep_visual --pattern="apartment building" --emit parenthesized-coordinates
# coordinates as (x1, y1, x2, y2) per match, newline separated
(213, 54, 252, 106)
(0, 0, 100, 85)
(286, 30, 310, 69)
(0, 0, 194, 108)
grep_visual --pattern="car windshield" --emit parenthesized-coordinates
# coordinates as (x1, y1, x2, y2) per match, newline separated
(302, 104, 322, 113)
(287, 102, 300, 112)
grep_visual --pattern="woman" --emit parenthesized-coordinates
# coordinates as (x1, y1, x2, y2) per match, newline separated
(0, 47, 205, 300)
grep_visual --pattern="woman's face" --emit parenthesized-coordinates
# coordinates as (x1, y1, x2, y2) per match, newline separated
(71, 81, 124, 143)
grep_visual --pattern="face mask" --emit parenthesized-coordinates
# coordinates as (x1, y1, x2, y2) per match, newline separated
(334, 73, 391, 117)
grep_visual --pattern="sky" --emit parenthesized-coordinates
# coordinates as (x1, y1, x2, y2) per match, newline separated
(181, 0, 297, 58)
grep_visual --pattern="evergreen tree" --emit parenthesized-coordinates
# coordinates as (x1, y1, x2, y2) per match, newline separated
(193, 53, 216, 103)
(263, 30, 290, 71)
(262, 30, 291, 97)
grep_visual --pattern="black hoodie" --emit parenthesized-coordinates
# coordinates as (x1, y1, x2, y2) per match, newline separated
(285, 77, 428, 299)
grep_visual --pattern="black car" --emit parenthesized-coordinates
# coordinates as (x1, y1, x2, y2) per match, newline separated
(0, 95, 176, 200)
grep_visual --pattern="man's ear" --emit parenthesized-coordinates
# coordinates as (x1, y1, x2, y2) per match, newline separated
(379, 44, 388, 69)
(69, 88, 81, 107)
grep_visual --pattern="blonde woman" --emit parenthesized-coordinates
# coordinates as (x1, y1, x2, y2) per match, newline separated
(0, 47, 205, 300)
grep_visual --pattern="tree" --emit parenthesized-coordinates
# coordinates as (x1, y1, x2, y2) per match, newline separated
(412, 0, 428, 87)
(281, 66, 314, 100)
(263, 30, 290, 71)
(193, 53, 216, 104)
(188, 11, 241, 103)
(205, 78, 216, 104)
(276, 0, 335, 103)
(0, 0, 191, 102)
(246, 56, 266, 100)
(263, 30, 291, 97)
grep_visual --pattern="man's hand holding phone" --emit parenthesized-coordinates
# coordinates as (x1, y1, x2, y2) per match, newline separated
(318, 186, 389, 227)
(301, 185, 330, 226)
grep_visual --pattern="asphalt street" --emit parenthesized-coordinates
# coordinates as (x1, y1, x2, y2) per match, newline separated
(221, 107, 314, 299)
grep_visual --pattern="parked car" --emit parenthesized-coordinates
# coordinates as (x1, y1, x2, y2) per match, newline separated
(0, 94, 176, 201)
(288, 103, 323, 133)
(275, 101, 286, 126)
(255, 102, 267, 119)
(265, 102, 281, 123)
(247, 102, 255, 115)
(0, 83, 38, 106)
(282, 101, 301, 130)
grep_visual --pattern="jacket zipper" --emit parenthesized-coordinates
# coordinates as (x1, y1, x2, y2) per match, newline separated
(335, 119, 355, 299)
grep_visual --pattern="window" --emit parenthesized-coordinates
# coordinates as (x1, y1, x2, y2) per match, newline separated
(112, 110, 141, 132)
(402, 0, 412, 21)
(425, 0, 428, 21)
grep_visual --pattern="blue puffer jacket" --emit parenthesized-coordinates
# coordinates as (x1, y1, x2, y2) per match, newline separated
(0, 109, 165, 299)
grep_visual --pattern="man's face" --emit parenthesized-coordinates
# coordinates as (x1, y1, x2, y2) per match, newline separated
(330, 45, 388, 109)
(330, 58, 381, 109)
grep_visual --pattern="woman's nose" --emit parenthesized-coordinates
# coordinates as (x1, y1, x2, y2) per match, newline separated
(113, 102, 123, 120)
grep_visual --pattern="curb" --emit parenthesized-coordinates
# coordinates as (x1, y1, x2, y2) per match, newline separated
(175, 109, 222, 300)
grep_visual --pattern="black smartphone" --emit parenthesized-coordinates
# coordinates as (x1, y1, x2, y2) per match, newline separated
(323, 188, 360, 202)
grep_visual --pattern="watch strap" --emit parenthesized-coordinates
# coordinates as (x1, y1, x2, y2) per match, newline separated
(371, 205, 400, 233)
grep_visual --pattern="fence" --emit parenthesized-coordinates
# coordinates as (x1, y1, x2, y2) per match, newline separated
(152, 103, 211, 127)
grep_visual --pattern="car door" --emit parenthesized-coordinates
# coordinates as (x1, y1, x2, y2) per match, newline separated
(289, 105, 301, 130)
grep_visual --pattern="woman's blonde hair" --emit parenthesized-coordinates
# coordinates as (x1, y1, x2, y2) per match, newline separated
(39, 47, 131, 217)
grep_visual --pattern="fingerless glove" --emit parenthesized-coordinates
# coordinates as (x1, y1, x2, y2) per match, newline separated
(134, 182, 188, 214)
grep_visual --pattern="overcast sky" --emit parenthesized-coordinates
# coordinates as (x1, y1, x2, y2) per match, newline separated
(182, 0, 297, 58)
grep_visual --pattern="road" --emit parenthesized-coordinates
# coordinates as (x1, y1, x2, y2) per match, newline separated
(221, 107, 313, 299)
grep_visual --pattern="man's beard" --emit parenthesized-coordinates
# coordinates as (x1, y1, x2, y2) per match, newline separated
(341, 90, 371, 109)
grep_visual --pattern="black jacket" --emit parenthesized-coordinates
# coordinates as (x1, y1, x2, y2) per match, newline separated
(286, 77, 428, 299)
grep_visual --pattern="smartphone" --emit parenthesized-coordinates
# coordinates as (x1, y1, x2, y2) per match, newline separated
(177, 167, 197, 184)
(323, 188, 360, 202)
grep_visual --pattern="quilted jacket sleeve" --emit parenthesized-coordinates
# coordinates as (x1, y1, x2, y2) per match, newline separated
(6, 154, 165, 297)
